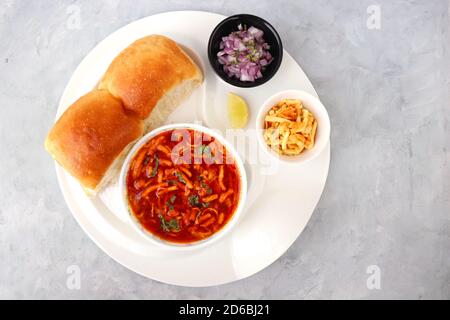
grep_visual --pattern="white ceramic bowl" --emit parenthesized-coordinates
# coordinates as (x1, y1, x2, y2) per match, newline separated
(256, 90, 330, 164)
(119, 123, 247, 250)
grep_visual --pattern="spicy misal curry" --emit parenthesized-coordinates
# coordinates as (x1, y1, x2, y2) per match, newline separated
(126, 129, 241, 244)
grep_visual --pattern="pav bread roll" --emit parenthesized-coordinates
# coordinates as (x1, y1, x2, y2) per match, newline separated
(98, 35, 203, 129)
(45, 90, 144, 195)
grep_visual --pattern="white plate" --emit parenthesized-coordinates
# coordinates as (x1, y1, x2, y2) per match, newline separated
(54, 11, 330, 287)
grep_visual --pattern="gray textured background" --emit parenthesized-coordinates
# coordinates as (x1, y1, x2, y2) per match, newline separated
(0, 0, 449, 299)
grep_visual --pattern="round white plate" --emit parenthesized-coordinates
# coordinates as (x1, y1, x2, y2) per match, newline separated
(55, 11, 330, 287)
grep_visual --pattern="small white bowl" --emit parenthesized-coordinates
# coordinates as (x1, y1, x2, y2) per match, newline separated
(256, 90, 330, 164)
(119, 123, 247, 250)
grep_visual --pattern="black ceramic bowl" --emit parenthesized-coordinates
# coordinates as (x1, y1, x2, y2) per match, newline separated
(207, 14, 283, 88)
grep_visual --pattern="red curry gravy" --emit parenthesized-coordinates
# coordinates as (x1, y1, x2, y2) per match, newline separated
(126, 129, 241, 244)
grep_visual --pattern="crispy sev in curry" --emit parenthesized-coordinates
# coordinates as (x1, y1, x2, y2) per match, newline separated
(126, 129, 241, 244)
(263, 99, 318, 156)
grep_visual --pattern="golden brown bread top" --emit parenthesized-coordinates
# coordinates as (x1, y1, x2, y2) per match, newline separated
(98, 35, 202, 119)
(45, 90, 144, 191)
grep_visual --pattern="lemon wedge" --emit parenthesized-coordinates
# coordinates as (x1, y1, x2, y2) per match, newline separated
(227, 92, 249, 129)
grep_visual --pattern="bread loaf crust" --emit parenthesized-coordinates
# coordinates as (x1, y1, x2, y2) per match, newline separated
(99, 35, 203, 119)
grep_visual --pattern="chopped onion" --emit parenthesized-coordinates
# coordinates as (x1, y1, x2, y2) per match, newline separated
(217, 24, 274, 82)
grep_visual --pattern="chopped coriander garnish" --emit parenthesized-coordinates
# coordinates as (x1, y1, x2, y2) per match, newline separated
(166, 201, 174, 211)
(167, 179, 177, 186)
(165, 195, 176, 211)
(149, 154, 159, 178)
(167, 219, 180, 232)
(196, 145, 204, 156)
(199, 144, 207, 153)
(200, 180, 213, 195)
(174, 171, 186, 184)
(188, 194, 209, 208)
(143, 155, 151, 166)
(197, 144, 212, 158)
(203, 146, 212, 158)
(159, 214, 180, 232)
(188, 194, 200, 207)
